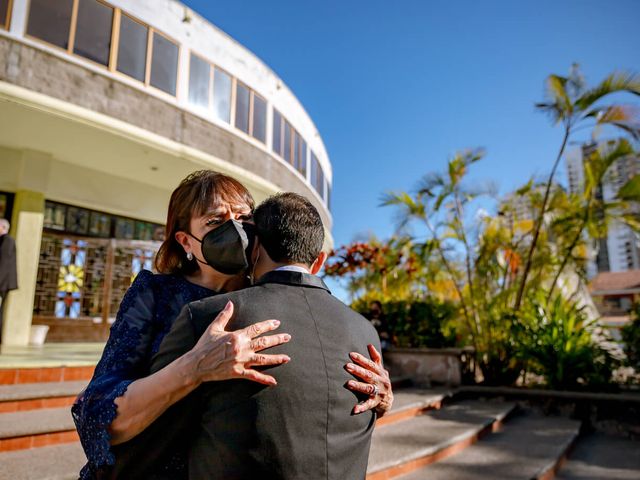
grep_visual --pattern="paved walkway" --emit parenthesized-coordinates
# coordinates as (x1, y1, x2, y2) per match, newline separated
(0, 344, 105, 369)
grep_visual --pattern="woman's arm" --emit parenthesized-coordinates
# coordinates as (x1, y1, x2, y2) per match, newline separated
(109, 301, 290, 444)
(345, 344, 394, 416)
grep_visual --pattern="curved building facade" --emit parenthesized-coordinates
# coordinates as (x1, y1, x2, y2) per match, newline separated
(0, 0, 333, 345)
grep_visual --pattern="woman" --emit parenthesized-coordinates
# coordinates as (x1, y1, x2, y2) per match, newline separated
(73, 171, 393, 478)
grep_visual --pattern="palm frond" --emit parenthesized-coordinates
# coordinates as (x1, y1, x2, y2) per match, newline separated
(575, 71, 640, 112)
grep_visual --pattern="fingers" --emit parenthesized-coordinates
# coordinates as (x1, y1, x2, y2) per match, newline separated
(367, 344, 383, 365)
(210, 301, 234, 331)
(242, 319, 282, 339)
(352, 397, 380, 415)
(247, 353, 291, 367)
(250, 333, 291, 352)
(345, 362, 377, 383)
(240, 368, 278, 386)
(346, 380, 378, 396)
(349, 352, 381, 376)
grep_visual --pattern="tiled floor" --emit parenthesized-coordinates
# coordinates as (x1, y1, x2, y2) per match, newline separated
(0, 344, 105, 369)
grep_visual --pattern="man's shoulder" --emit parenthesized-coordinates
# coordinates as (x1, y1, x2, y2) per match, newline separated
(309, 289, 379, 337)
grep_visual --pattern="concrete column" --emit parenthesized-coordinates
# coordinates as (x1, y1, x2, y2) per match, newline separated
(2, 190, 45, 346)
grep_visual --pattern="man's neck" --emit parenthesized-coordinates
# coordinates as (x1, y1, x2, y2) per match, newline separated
(255, 261, 310, 279)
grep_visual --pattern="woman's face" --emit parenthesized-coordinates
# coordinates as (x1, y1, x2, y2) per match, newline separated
(180, 199, 253, 274)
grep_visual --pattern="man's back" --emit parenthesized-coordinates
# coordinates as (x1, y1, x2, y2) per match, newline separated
(153, 270, 380, 480)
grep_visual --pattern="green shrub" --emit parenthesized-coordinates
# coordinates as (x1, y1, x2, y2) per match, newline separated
(516, 294, 617, 390)
(353, 298, 457, 349)
(621, 307, 640, 370)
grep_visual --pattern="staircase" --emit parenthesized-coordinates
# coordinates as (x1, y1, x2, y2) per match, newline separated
(0, 366, 92, 480)
(0, 367, 638, 480)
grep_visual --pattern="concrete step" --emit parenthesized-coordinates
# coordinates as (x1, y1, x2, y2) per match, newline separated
(367, 399, 516, 479)
(0, 442, 86, 480)
(0, 407, 77, 452)
(377, 388, 450, 427)
(556, 432, 640, 480)
(396, 412, 581, 480)
(0, 366, 94, 385)
(0, 380, 86, 413)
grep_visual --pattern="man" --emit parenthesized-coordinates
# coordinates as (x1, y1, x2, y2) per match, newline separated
(153, 193, 381, 479)
(0, 219, 18, 344)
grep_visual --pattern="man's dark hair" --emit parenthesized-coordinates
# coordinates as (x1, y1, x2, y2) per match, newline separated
(254, 192, 325, 266)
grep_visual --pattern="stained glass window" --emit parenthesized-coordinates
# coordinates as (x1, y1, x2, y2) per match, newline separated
(66, 207, 90, 234)
(134, 221, 154, 240)
(44, 202, 66, 230)
(131, 248, 154, 283)
(115, 218, 135, 239)
(55, 239, 87, 318)
(89, 211, 111, 237)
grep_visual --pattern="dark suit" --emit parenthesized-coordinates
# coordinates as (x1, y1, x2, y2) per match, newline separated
(151, 270, 380, 480)
(0, 233, 18, 342)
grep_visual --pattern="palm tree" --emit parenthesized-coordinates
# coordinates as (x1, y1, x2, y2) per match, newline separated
(514, 65, 640, 311)
(546, 138, 638, 301)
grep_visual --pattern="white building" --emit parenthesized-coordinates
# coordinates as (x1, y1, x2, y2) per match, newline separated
(0, 0, 333, 345)
(566, 144, 640, 275)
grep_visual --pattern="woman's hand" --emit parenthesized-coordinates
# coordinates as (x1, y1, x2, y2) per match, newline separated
(190, 301, 292, 386)
(345, 344, 393, 417)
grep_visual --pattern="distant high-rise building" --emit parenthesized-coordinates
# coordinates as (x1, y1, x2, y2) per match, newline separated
(566, 143, 640, 275)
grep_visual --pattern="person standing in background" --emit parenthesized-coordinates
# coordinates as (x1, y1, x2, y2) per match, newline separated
(0, 219, 18, 344)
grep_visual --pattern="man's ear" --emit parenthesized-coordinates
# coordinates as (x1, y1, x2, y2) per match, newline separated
(310, 251, 328, 275)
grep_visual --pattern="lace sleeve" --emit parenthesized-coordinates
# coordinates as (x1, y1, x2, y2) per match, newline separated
(72, 270, 157, 477)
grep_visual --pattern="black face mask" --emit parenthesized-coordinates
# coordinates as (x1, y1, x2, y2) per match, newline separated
(188, 220, 256, 275)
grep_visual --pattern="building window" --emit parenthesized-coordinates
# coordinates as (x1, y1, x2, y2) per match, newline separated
(213, 67, 232, 123)
(310, 153, 325, 201)
(233, 82, 267, 143)
(272, 109, 282, 155)
(27, 0, 74, 49)
(0, 0, 11, 30)
(89, 211, 111, 237)
(252, 94, 267, 143)
(187, 57, 236, 126)
(283, 121, 292, 164)
(293, 131, 307, 176)
(73, 0, 113, 66)
(272, 110, 307, 175)
(150, 32, 179, 95)
(117, 13, 148, 82)
(44, 200, 163, 240)
(188, 53, 211, 110)
(235, 82, 250, 134)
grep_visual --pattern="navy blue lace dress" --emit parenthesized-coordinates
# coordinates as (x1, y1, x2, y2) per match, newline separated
(72, 270, 215, 479)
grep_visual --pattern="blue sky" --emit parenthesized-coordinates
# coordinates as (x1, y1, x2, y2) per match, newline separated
(184, 0, 639, 297)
